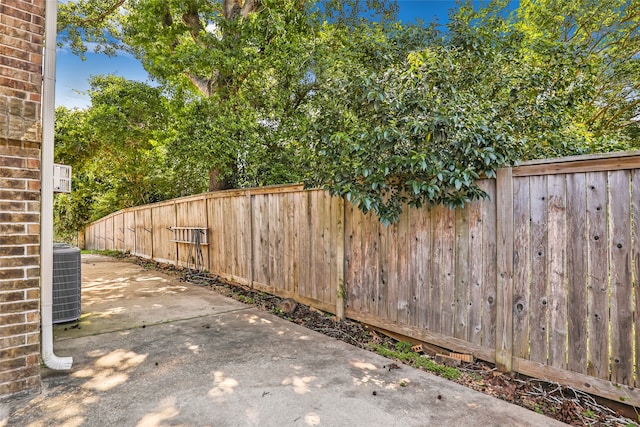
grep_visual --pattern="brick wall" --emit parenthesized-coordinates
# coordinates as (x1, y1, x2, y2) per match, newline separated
(0, 0, 45, 400)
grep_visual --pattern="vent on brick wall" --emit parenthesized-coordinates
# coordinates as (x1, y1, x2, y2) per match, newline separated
(52, 244, 81, 324)
(53, 163, 71, 193)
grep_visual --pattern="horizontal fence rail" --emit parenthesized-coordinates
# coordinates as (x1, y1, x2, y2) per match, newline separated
(82, 151, 640, 407)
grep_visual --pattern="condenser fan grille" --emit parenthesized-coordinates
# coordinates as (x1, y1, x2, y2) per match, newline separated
(52, 244, 81, 324)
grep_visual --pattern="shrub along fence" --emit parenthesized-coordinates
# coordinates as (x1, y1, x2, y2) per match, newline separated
(83, 151, 640, 407)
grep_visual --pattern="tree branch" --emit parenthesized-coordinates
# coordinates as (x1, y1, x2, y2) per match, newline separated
(72, 0, 126, 26)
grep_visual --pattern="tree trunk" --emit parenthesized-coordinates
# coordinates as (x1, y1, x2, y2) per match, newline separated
(209, 168, 231, 192)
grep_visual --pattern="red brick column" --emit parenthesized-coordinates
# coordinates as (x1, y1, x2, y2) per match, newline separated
(0, 0, 45, 399)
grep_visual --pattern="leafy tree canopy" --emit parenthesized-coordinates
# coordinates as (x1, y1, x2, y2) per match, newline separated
(56, 0, 640, 225)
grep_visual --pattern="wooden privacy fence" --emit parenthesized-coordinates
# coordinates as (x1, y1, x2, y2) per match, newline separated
(83, 151, 640, 407)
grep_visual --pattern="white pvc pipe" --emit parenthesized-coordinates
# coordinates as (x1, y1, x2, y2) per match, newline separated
(41, 0, 73, 370)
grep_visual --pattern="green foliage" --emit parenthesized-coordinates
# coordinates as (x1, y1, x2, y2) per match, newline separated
(53, 77, 174, 239)
(306, 0, 640, 223)
(56, 0, 640, 226)
(370, 342, 462, 380)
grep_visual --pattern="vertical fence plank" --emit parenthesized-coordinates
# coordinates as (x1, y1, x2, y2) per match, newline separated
(468, 196, 484, 345)
(512, 176, 530, 359)
(311, 191, 322, 302)
(609, 170, 633, 386)
(454, 207, 470, 340)
(496, 167, 514, 372)
(224, 197, 237, 276)
(547, 174, 567, 369)
(335, 195, 345, 319)
(124, 211, 135, 254)
(385, 219, 399, 322)
(397, 209, 410, 325)
(114, 213, 125, 252)
(407, 207, 418, 327)
(152, 204, 176, 264)
(253, 195, 269, 287)
(236, 195, 250, 281)
(586, 172, 609, 380)
(408, 206, 429, 328)
(481, 180, 497, 348)
(566, 173, 587, 374)
(297, 191, 310, 298)
(430, 205, 445, 333)
(283, 192, 294, 294)
(345, 202, 363, 312)
(324, 192, 334, 305)
(268, 194, 284, 291)
(206, 198, 218, 273)
(441, 208, 456, 337)
(104, 216, 113, 250)
(363, 212, 379, 315)
(632, 170, 640, 388)
(529, 175, 549, 365)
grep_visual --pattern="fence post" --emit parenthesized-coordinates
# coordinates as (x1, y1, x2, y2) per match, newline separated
(77, 227, 85, 250)
(496, 167, 514, 372)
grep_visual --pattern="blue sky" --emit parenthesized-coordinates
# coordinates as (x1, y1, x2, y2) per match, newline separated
(54, 1, 462, 109)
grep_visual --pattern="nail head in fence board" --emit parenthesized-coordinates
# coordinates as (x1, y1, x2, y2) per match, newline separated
(495, 167, 514, 373)
(586, 172, 610, 380)
(566, 173, 588, 374)
(609, 170, 633, 387)
(512, 176, 531, 359)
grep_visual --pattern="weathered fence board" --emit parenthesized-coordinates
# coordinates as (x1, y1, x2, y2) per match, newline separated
(634, 170, 640, 384)
(82, 151, 640, 407)
(480, 179, 497, 350)
(547, 174, 567, 370)
(586, 172, 609, 380)
(566, 173, 587, 375)
(134, 209, 152, 258)
(152, 203, 176, 264)
(104, 216, 114, 250)
(114, 213, 125, 252)
(609, 170, 633, 386)
(512, 176, 530, 359)
(467, 199, 483, 345)
(527, 175, 549, 365)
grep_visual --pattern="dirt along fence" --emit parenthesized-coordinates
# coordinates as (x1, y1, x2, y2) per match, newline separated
(83, 151, 640, 407)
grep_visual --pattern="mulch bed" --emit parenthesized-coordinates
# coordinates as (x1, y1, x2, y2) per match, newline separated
(123, 254, 637, 426)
